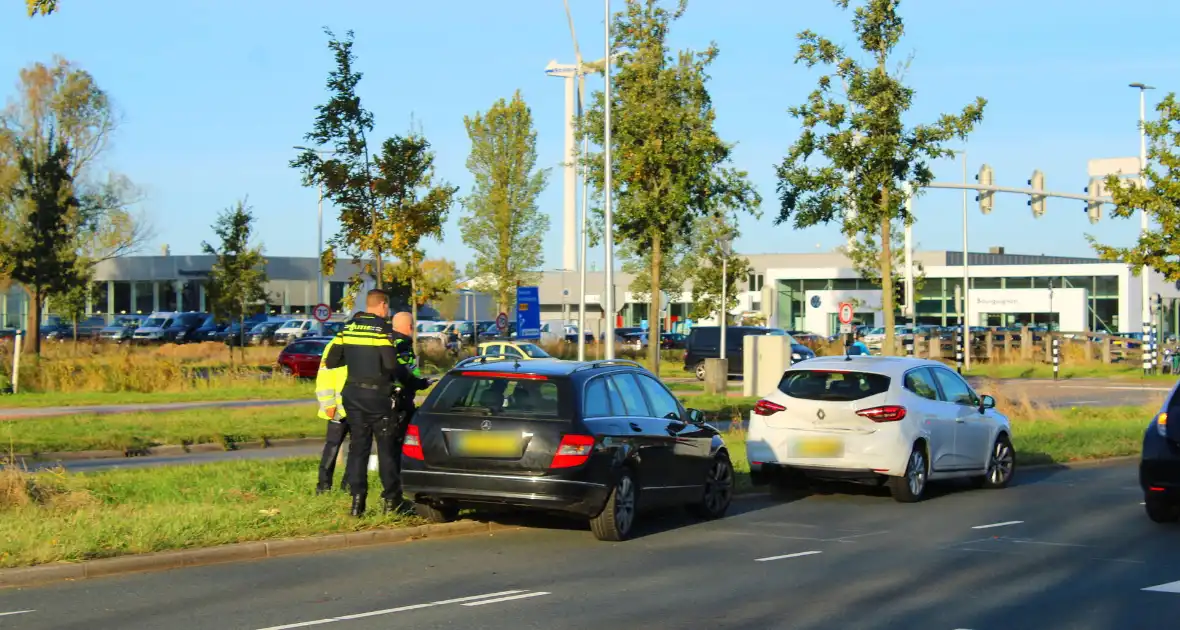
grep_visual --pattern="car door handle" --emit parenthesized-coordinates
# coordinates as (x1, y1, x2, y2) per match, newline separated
(629, 422, 643, 432)
(955, 418, 966, 423)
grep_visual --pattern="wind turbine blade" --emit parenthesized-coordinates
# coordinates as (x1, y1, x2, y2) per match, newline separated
(562, 0, 583, 64)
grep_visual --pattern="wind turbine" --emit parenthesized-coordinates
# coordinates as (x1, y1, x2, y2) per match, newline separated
(554, 0, 606, 360)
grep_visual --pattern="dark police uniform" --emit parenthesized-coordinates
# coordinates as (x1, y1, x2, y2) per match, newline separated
(323, 312, 429, 515)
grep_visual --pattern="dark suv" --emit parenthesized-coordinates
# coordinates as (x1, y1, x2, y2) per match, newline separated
(402, 358, 734, 541)
(1141, 379, 1180, 523)
(683, 326, 815, 381)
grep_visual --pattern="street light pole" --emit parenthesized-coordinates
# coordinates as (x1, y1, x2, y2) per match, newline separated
(961, 150, 970, 371)
(294, 146, 337, 308)
(720, 237, 730, 359)
(1131, 82, 1155, 331)
(602, 0, 615, 360)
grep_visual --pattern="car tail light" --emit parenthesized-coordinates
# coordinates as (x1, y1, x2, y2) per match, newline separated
(403, 425, 424, 460)
(753, 399, 786, 416)
(856, 405, 907, 422)
(550, 434, 595, 468)
(1158, 412, 1169, 437)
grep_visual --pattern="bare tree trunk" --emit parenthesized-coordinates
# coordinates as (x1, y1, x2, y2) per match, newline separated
(648, 233, 662, 376)
(411, 275, 419, 348)
(880, 186, 896, 355)
(24, 286, 41, 356)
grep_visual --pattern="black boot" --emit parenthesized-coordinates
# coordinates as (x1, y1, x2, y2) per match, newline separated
(383, 497, 415, 516)
(315, 483, 330, 495)
(349, 494, 367, 517)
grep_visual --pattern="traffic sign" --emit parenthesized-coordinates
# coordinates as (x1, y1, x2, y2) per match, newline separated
(840, 323, 853, 334)
(837, 302, 854, 325)
(496, 312, 508, 332)
(312, 303, 331, 323)
(516, 287, 540, 339)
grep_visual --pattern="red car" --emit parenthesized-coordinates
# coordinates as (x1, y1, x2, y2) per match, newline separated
(277, 336, 332, 378)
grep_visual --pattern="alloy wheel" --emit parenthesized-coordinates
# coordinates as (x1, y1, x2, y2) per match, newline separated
(614, 475, 635, 534)
(704, 458, 734, 514)
(907, 449, 927, 497)
(988, 439, 1014, 486)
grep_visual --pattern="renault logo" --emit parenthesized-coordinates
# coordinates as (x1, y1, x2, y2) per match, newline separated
(816, 409, 826, 420)
(480, 419, 492, 431)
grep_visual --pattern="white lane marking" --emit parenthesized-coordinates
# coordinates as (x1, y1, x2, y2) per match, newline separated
(461, 592, 551, 606)
(755, 550, 823, 562)
(971, 520, 1023, 529)
(254, 590, 527, 629)
(0, 610, 34, 617)
(1143, 580, 1180, 593)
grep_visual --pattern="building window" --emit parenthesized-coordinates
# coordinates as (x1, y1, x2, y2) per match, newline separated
(1094, 276, 1119, 298)
(831, 279, 858, 290)
(748, 273, 764, 292)
(114, 281, 131, 314)
(1004, 277, 1032, 289)
(972, 277, 1002, 290)
(802, 279, 829, 292)
(1093, 298, 1118, 333)
(1063, 277, 1093, 292)
(92, 282, 109, 314)
(134, 281, 154, 314)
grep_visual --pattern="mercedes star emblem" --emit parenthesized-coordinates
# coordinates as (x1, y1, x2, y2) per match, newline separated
(816, 409, 826, 420)
(480, 419, 492, 431)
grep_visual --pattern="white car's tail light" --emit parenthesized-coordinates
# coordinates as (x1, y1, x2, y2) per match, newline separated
(856, 405, 907, 422)
(753, 399, 786, 416)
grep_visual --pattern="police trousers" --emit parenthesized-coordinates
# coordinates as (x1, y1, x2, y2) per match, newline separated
(317, 420, 350, 491)
(341, 386, 405, 501)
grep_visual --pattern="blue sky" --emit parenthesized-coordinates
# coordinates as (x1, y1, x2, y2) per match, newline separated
(4, 0, 1179, 272)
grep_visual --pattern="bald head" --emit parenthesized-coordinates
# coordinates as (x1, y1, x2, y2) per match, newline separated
(392, 311, 413, 336)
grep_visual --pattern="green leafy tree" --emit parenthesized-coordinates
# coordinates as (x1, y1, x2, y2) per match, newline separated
(372, 131, 458, 342)
(1, 58, 149, 353)
(685, 215, 750, 322)
(577, 0, 760, 374)
(460, 91, 550, 315)
(775, 0, 985, 354)
(291, 29, 384, 291)
(201, 199, 269, 364)
(839, 218, 926, 316)
(50, 278, 93, 344)
(26, 0, 56, 16)
(1090, 93, 1180, 280)
(0, 139, 81, 355)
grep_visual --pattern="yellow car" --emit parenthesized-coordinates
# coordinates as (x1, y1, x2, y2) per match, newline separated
(476, 341, 551, 360)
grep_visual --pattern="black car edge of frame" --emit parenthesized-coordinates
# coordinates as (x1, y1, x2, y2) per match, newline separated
(400, 358, 736, 541)
(1141, 383, 1180, 523)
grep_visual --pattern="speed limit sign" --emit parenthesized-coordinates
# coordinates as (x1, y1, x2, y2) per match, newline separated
(837, 302, 854, 325)
(496, 312, 509, 332)
(312, 303, 331, 323)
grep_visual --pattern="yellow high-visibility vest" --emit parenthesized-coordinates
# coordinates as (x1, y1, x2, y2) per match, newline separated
(315, 336, 347, 420)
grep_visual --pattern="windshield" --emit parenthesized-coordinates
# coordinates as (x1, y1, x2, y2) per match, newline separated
(420, 323, 447, 333)
(778, 370, 891, 402)
(429, 375, 562, 419)
(516, 343, 550, 358)
(250, 323, 275, 333)
(278, 320, 302, 329)
(142, 317, 167, 328)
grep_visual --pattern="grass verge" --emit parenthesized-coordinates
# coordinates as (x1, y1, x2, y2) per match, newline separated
(2, 405, 322, 454)
(0, 382, 314, 409)
(0, 458, 418, 568)
(965, 362, 1177, 381)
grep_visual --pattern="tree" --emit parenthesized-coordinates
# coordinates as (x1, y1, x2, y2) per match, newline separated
(775, 0, 985, 355)
(0, 139, 81, 355)
(577, 0, 760, 374)
(291, 28, 384, 293)
(1090, 93, 1180, 280)
(685, 215, 750, 322)
(371, 131, 458, 343)
(26, 0, 56, 16)
(201, 200, 268, 364)
(839, 218, 926, 316)
(460, 91, 550, 315)
(51, 279, 93, 344)
(0, 57, 149, 353)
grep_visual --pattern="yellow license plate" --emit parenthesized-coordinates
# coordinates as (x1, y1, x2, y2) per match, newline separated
(792, 437, 844, 458)
(450, 432, 521, 458)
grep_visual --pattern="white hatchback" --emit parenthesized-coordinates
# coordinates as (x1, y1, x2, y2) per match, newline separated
(745, 355, 1014, 502)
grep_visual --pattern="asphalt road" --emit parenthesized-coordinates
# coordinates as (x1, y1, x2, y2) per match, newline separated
(3, 461, 1178, 629)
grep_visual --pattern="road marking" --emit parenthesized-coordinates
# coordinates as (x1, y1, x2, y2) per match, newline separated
(0, 610, 33, 617)
(755, 550, 823, 562)
(462, 592, 550, 606)
(971, 520, 1023, 529)
(254, 590, 528, 629)
(1144, 580, 1180, 593)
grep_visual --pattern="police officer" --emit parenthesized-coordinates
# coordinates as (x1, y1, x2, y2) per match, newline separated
(314, 332, 350, 494)
(388, 310, 432, 496)
(323, 290, 430, 517)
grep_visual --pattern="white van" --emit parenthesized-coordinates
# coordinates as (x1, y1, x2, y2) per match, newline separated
(132, 312, 177, 342)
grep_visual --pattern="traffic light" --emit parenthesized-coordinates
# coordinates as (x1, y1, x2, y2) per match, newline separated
(1028, 170, 1046, 217)
(1084, 178, 1103, 224)
(975, 164, 994, 214)
(1152, 293, 1163, 314)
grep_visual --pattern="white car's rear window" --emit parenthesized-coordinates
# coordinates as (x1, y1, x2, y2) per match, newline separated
(779, 370, 890, 401)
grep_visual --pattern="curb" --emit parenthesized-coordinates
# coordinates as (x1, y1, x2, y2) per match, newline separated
(0, 519, 518, 590)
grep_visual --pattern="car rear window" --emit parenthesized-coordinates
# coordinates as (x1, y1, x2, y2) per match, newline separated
(428, 375, 564, 419)
(778, 370, 891, 401)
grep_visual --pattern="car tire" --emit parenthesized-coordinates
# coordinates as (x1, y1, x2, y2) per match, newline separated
(694, 361, 707, 381)
(973, 434, 1015, 489)
(590, 469, 637, 542)
(280, 365, 294, 376)
(688, 453, 734, 519)
(414, 501, 459, 523)
(888, 444, 928, 503)
(1145, 495, 1180, 523)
